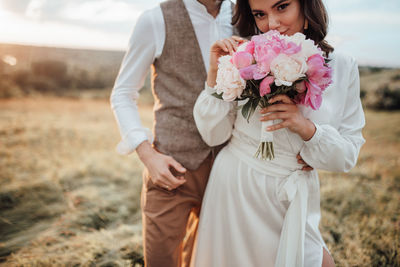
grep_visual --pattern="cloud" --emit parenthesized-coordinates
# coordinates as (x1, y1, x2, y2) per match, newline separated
(1, 0, 150, 34)
(331, 12, 400, 26)
(0, 9, 130, 50)
(0, 0, 399, 66)
(61, 1, 138, 22)
(0, 0, 31, 14)
(1, 0, 163, 21)
(325, 0, 400, 13)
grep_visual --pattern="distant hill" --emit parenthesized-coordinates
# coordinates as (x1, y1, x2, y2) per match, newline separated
(0, 43, 399, 109)
(0, 43, 125, 72)
(0, 43, 154, 102)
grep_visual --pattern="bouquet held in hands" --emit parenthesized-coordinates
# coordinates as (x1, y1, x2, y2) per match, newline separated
(213, 30, 332, 160)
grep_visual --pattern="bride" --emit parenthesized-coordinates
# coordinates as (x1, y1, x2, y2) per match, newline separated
(191, 0, 365, 266)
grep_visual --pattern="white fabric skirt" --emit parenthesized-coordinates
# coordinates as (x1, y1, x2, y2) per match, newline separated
(190, 139, 329, 267)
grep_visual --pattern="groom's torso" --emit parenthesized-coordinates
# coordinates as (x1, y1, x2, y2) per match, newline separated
(152, 0, 211, 170)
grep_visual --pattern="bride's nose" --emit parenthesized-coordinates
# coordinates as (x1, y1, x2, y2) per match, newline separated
(268, 15, 280, 30)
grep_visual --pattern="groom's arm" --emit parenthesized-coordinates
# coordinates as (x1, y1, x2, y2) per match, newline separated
(110, 8, 187, 190)
(110, 9, 157, 154)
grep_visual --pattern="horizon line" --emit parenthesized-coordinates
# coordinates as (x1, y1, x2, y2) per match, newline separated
(0, 41, 125, 53)
(1, 41, 399, 69)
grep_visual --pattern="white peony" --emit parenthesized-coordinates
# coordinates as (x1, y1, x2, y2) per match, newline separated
(236, 41, 249, 52)
(270, 53, 308, 86)
(215, 55, 246, 101)
(284, 32, 322, 59)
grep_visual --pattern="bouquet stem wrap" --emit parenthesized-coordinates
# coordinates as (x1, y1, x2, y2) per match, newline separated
(254, 118, 274, 160)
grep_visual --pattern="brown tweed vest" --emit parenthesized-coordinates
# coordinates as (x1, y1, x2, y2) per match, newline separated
(152, 0, 209, 170)
(152, 0, 237, 170)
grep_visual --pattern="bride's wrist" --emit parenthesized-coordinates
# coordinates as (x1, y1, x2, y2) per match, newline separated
(207, 68, 218, 88)
(300, 119, 316, 141)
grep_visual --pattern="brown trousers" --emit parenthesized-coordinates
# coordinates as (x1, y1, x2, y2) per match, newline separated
(140, 153, 214, 267)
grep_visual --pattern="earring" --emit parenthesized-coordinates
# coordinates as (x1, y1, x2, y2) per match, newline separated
(304, 19, 309, 30)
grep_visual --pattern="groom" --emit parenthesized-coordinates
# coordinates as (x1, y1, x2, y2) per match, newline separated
(110, 0, 234, 266)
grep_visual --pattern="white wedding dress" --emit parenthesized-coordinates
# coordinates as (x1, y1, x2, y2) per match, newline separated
(190, 52, 365, 267)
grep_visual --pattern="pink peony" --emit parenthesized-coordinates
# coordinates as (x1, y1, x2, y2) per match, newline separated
(294, 55, 332, 110)
(252, 44, 278, 80)
(281, 41, 301, 55)
(232, 51, 253, 69)
(307, 55, 332, 88)
(282, 33, 322, 59)
(303, 80, 323, 110)
(253, 55, 275, 80)
(239, 64, 257, 80)
(260, 76, 275, 96)
(307, 55, 325, 77)
(214, 30, 332, 112)
(245, 40, 255, 54)
(295, 80, 307, 93)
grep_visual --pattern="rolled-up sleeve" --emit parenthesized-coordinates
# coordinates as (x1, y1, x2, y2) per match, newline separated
(110, 10, 157, 154)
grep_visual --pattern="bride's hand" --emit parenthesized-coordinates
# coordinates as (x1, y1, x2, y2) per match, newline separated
(209, 36, 245, 70)
(207, 36, 246, 87)
(297, 153, 314, 171)
(259, 94, 316, 141)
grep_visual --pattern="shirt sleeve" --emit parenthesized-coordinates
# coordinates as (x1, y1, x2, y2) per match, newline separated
(193, 83, 237, 146)
(109, 9, 158, 155)
(299, 57, 366, 172)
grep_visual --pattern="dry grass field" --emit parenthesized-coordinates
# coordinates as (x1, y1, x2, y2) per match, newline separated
(0, 97, 399, 266)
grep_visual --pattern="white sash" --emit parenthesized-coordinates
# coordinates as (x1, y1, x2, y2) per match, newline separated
(227, 135, 311, 267)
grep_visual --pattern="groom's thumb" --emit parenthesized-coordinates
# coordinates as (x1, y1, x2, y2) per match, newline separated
(169, 159, 186, 175)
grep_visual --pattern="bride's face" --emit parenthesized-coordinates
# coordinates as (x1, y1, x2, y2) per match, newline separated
(248, 0, 305, 36)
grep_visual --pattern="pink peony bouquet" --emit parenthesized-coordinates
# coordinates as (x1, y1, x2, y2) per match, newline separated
(213, 30, 332, 160)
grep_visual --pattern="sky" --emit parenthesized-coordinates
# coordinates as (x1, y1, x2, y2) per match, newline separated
(0, 0, 399, 67)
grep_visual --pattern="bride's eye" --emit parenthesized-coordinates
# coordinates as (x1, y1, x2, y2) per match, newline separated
(253, 12, 266, 19)
(277, 3, 289, 11)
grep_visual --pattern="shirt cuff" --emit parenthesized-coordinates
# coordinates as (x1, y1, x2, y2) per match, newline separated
(116, 128, 153, 155)
(303, 122, 322, 146)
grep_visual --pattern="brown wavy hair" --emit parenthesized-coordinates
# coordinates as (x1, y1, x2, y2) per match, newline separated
(232, 0, 334, 55)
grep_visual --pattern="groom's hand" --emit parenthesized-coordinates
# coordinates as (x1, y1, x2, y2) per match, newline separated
(137, 141, 187, 190)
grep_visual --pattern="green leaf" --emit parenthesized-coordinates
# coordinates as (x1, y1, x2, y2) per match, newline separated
(211, 92, 223, 99)
(246, 98, 259, 121)
(241, 100, 252, 121)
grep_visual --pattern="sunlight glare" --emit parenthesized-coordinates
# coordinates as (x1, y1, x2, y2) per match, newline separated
(2, 55, 18, 66)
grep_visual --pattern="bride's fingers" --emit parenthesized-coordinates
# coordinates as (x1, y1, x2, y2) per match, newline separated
(222, 39, 236, 55)
(213, 40, 229, 53)
(297, 154, 305, 164)
(265, 120, 289, 131)
(302, 165, 314, 171)
(232, 35, 246, 43)
(297, 158, 306, 165)
(260, 111, 291, 121)
(296, 154, 314, 170)
(268, 94, 294, 105)
(260, 103, 294, 114)
(226, 38, 239, 51)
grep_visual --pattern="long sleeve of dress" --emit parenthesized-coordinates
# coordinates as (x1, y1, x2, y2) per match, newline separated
(300, 56, 366, 172)
(193, 84, 237, 147)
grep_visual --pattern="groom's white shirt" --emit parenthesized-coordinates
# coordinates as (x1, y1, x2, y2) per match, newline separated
(110, 0, 233, 155)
